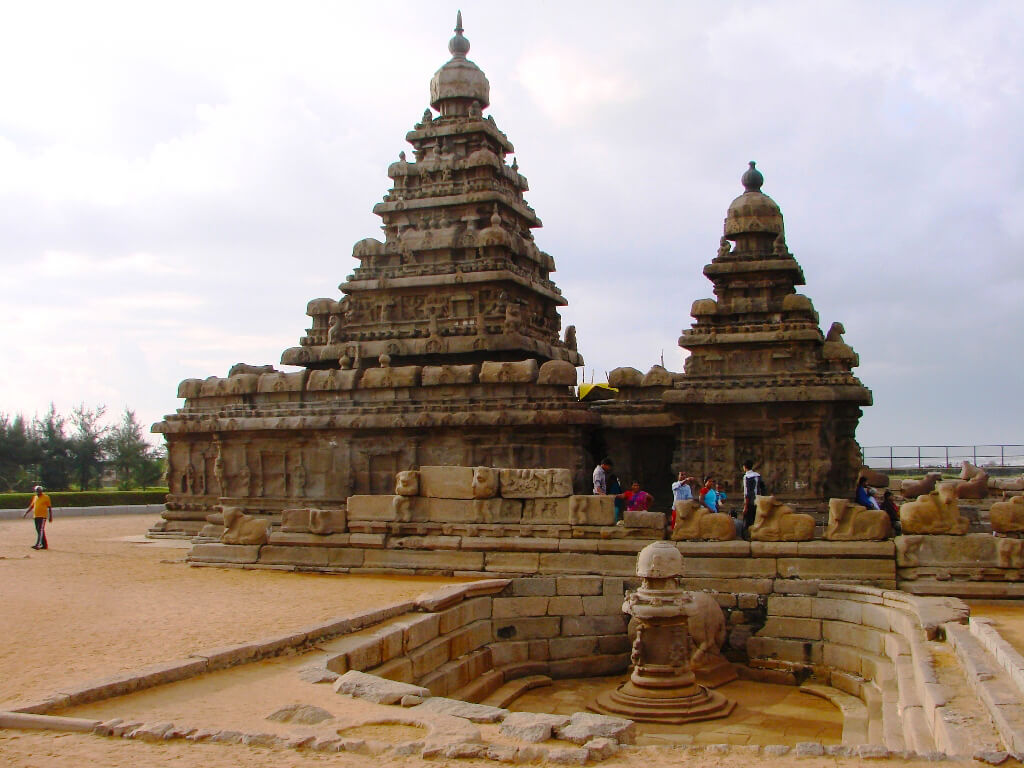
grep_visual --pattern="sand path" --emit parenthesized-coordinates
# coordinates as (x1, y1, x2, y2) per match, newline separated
(0, 514, 464, 709)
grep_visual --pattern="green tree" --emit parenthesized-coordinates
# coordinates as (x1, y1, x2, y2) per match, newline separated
(34, 405, 72, 490)
(0, 413, 40, 491)
(106, 409, 164, 489)
(68, 404, 109, 490)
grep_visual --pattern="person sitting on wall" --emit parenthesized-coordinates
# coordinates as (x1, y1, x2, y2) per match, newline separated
(704, 480, 727, 513)
(855, 476, 881, 510)
(730, 508, 745, 538)
(881, 490, 901, 534)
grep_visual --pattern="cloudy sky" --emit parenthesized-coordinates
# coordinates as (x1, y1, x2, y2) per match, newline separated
(0, 1, 1021, 458)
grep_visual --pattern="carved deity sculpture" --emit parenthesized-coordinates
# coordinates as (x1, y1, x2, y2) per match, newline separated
(395, 470, 420, 497)
(749, 496, 815, 541)
(185, 463, 196, 495)
(670, 500, 736, 541)
(825, 498, 892, 541)
(196, 455, 207, 496)
(239, 465, 251, 497)
(292, 461, 306, 498)
(471, 467, 499, 499)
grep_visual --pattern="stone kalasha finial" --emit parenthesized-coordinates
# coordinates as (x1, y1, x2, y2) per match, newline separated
(741, 160, 763, 192)
(449, 10, 470, 58)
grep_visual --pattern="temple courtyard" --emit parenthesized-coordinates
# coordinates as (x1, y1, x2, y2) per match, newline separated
(1, 513, 1022, 767)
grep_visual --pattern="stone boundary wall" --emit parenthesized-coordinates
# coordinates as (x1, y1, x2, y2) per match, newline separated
(316, 576, 631, 703)
(747, 583, 978, 756)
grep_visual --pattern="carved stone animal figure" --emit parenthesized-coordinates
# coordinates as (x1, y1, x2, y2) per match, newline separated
(989, 476, 1024, 492)
(750, 496, 815, 541)
(955, 471, 989, 500)
(682, 592, 728, 666)
(220, 507, 270, 545)
(825, 498, 892, 541)
(395, 471, 419, 497)
(990, 496, 1024, 534)
(670, 500, 736, 541)
(899, 490, 969, 535)
(901, 472, 942, 498)
(960, 461, 981, 481)
(471, 467, 499, 499)
(858, 467, 890, 489)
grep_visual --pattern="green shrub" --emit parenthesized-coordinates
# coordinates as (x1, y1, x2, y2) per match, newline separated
(0, 489, 168, 510)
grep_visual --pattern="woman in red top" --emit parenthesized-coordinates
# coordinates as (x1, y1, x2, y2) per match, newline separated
(623, 481, 653, 511)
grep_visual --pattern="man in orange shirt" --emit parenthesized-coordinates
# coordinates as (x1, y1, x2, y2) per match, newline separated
(23, 485, 54, 550)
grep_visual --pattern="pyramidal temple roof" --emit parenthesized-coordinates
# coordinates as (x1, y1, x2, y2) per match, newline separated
(281, 14, 582, 370)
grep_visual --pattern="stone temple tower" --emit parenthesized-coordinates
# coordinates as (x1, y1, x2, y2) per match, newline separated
(281, 12, 582, 370)
(662, 162, 872, 502)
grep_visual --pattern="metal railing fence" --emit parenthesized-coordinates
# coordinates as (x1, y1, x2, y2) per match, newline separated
(861, 445, 1024, 472)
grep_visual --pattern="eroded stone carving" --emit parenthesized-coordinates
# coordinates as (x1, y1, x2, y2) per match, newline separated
(953, 472, 988, 500)
(749, 496, 815, 541)
(901, 472, 943, 498)
(471, 466, 499, 499)
(607, 367, 642, 388)
(395, 470, 420, 497)
(537, 360, 576, 385)
(825, 498, 892, 540)
(669, 500, 735, 541)
(479, 359, 538, 384)
(900, 488, 969, 535)
(682, 592, 737, 688)
(498, 468, 572, 498)
(221, 507, 270, 545)
(990, 476, 1024, 492)
(991, 496, 1024, 534)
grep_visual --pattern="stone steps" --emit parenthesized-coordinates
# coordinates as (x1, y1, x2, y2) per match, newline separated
(480, 675, 553, 709)
(945, 622, 1024, 753)
(798, 682, 868, 744)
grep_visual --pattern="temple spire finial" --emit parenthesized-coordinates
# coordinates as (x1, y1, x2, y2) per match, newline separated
(449, 10, 470, 58)
(741, 160, 764, 193)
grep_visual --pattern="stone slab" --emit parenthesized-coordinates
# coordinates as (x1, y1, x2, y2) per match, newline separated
(412, 697, 508, 723)
(420, 466, 476, 499)
(333, 670, 430, 704)
(189, 543, 261, 564)
(523, 498, 572, 525)
(498, 468, 572, 498)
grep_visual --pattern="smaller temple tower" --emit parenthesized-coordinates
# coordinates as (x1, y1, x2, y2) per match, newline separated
(663, 162, 872, 502)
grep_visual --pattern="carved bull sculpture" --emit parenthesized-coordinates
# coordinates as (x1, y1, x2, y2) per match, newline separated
(991, 496, 1024, 534)
(670, 500, 736, 541)
(220, 507, 270, 545)
(750, 496, 815, 541)
(901, 472, 942, 498)
(825, 498, 892, 541)
(899, 489, 969, 535)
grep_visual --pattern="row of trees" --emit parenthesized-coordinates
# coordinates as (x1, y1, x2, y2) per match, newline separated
(0, 405, 165, 492)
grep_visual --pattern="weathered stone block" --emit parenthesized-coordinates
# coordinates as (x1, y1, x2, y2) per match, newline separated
(280, 508, 312, 533)
(484, 552, 540, 574)
(409, 636, 450, 678)
(684, 557, 776, 578)
(767, 595, 813, 617)
(561, 615, 628, 636)
(498, 468, 573, 498)
(513, 577, 556, 596)
(493, 616, 561, 640)
(372, 657, 415, 684)
(479, 359, 539, 384)
(333, 670, 430, 704)
(419, 466, 476, 499)
(189, 543, 261, 564)
(557, 576, 605, 595)
(522, 498, 571, 524)
(439, 596, 492, 634)
(548, 596, 584, 615)
(549, 653, 630, 680)
(259, 545, 329, 568)
(895, 533, 999, 567)
(420, 364, 479, 386)
(488, 641, 530, 666)
(623, 509, 666, 529)
(360, 365, 421, 388)
(569, 495, 616, 526)
(493, 597, 550, 619)
(757, 617, 822, 640)
(746, 636, 823, 664)
(391, 613, 440, 653)
(777, 558, 894, 581)
(582, 595, 626, 616)
(326, 548, 365, 568)
(361, 549, 484, 571)
(549, 636, 598, 660)
(448, 620, 493, 658)
(539, 553, 636, 576)
(347, 495, 403, 522)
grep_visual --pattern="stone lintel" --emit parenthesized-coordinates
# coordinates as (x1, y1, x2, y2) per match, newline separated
(373, 190, 541, 227)
(663, 384, 873, 406)
(340, 268, 567, 304)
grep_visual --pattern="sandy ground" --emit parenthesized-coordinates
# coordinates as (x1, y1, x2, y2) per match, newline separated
(0, 514, 1008, 767)
(0, 514, 463, 709)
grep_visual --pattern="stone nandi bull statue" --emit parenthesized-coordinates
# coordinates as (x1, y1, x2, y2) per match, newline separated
(220, 507, 270, 545)
(750, 496, 815, 541)
(899, 485, 969, 535)
(670, 500, 735, 541)
(825, 498, 892, 540)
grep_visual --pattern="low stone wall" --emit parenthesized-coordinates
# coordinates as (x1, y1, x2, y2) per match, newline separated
(311, 576, 631, 704)
(896, 533, 1024, 598)
(747, 582, 978, 755)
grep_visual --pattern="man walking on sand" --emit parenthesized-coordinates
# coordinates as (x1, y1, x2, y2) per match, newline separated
(23, 485, 53, 550)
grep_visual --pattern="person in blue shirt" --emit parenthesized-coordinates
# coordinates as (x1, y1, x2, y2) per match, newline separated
(855, 476, 880, 510)
(671, 472, 694, 503)
(704, 480, 727, 513)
